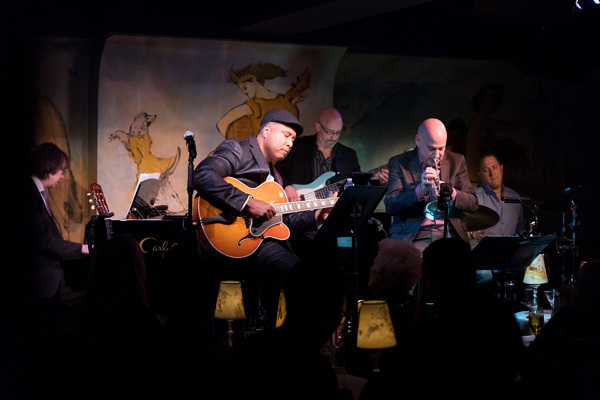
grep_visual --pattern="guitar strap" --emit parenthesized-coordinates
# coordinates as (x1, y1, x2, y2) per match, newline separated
(270, 164, 284, 187)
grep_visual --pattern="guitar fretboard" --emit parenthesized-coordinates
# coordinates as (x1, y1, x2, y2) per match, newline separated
(311, 164, 389, 200)
(273, 197, 338, 214)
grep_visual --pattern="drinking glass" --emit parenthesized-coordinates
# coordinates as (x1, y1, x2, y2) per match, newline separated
(528, 306, 545, 336)
(544, 289, 556, 315)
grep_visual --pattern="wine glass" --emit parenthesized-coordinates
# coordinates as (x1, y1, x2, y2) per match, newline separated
(544, 289, 557, 316)
(528, 306, 545, 336)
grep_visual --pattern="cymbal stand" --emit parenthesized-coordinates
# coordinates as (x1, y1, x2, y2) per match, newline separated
(555, 200, 580, 286)
(522, 202, 539, 237)
(569, 200, 580, 279)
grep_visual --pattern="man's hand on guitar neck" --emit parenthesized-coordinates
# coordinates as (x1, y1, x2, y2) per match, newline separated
(244, 197, 276, 220)
(315, 192, 338, 223)
(284, 185, 299, 202)
(375, 168, 389, 185)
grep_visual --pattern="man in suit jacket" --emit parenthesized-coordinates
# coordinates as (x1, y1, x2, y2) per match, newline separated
(28, 143, 89, 323)
(385, 118, 477, 252)
(194, 109, 330, 326)
(276, 107, 387, 201)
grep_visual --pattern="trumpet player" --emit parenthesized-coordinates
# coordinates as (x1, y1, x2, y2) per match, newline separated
(385, 118, 478, 253)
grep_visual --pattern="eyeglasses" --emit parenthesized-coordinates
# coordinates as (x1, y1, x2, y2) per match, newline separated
(318, 121, 344, 137)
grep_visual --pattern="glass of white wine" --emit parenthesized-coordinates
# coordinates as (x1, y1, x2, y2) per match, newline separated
(528, 306, 545, 336)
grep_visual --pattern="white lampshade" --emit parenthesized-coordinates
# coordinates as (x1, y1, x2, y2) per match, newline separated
(214, 280, 246, 320)
(275, 290, 286, 328)
(523, 254, 549, 285)
(356, 300, 397, 349)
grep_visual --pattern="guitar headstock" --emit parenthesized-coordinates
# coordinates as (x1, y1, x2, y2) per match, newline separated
(89, 183, 111, 215)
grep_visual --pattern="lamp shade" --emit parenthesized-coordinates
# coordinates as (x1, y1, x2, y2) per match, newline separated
(214, 281, 246, 320)
(275, 290, 286, 328)
(523, 254, 549, 285)
(356, 300, 397, 349)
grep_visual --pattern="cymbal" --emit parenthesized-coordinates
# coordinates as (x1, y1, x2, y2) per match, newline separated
(541, 184, 600, 210)
(462, 205, 499, 232)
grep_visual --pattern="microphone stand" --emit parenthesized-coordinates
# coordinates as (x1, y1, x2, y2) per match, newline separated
(185, 137, 197, 256)
(186, 151, 196, 231)
(439, 184, 453, 238)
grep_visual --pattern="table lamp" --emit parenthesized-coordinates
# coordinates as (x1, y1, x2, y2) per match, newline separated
(214, 280, 246, 346)
(356, 300, 397, 373)
(523, 254, 548, 307)
(275, 290, 286, 328)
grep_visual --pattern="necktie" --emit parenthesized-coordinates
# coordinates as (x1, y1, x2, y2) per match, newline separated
(41, 190, 52, 215)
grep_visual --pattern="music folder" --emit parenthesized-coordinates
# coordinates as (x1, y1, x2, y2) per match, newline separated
(472, 235, 556, 270)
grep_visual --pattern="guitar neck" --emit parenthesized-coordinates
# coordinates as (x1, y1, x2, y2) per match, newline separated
(369, 164, 388, 174)
(273, 197, 338, 215)
(312, 164, 389, 198)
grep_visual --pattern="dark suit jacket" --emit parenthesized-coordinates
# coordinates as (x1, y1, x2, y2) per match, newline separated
(193, 135, 317, 232)
(29, 178, 83, 298)
(275, 134, 361, 188)
(384, 148, 477, 242)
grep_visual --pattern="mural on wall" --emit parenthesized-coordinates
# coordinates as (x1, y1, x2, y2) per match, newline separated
(30, 37, 94, 243)
(32, 95, 86, 241)
(98, 35, 345, 218)
(217, 62, 310, 140)
(32, 35, 598, 245)
(108, 112, 184, 214)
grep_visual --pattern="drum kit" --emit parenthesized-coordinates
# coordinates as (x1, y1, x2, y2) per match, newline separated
(463, 184, 600, 284)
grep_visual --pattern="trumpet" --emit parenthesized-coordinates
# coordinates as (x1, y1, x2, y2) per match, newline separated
(424, 157, 444, 221)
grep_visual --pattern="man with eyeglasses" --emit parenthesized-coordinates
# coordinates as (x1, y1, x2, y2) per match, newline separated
(27, 142, 89, 329)
(276, 107, 387, 202)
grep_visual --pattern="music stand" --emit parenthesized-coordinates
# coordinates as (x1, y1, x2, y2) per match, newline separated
(473, 235, 555, 299)
(312, 185, 387, 332)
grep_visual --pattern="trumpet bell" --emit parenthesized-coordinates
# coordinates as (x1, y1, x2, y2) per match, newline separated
(425, 201, 444, 221)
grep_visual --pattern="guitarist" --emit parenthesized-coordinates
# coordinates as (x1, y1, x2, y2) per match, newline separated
(193, 109, 330, 325)
(276, 107, 389, 202)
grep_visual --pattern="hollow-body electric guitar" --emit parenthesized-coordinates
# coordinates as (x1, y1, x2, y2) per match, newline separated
(193, 177, 338, 258)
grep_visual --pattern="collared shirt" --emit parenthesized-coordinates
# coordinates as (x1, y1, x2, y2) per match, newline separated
(31, 176, 50, 211)
(312, 142, 337, 180)
(475, 183, 527, 236)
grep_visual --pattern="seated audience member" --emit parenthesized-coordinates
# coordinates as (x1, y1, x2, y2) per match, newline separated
(61, 234, 169, 399)
(223, 258, 353, 400)
(362, 238, 524, 399)
(523, 260, 600, 400)
(367, 238, 422, 340)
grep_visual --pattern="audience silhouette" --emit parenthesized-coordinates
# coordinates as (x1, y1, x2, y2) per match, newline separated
(223, 257, 353, 400)
(60, 234, 170, 399)
(361, 237, 525, 400)
(367, 238, 422, 341)
(522, 260, 600, 400)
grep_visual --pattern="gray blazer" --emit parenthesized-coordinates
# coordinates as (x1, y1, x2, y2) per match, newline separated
(384, 148, 478, 243)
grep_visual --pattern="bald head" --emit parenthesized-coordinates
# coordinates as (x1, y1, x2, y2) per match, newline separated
(318, 108, 343, 130)
(416, 118, 448, 166)
(316, 107, 344, 150)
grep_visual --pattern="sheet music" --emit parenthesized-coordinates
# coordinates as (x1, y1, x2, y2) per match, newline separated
(126, 172, 162, 219)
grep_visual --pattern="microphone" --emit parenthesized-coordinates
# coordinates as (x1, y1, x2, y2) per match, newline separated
(184, 131, 197, 159)
(501, 196, 530, 203)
